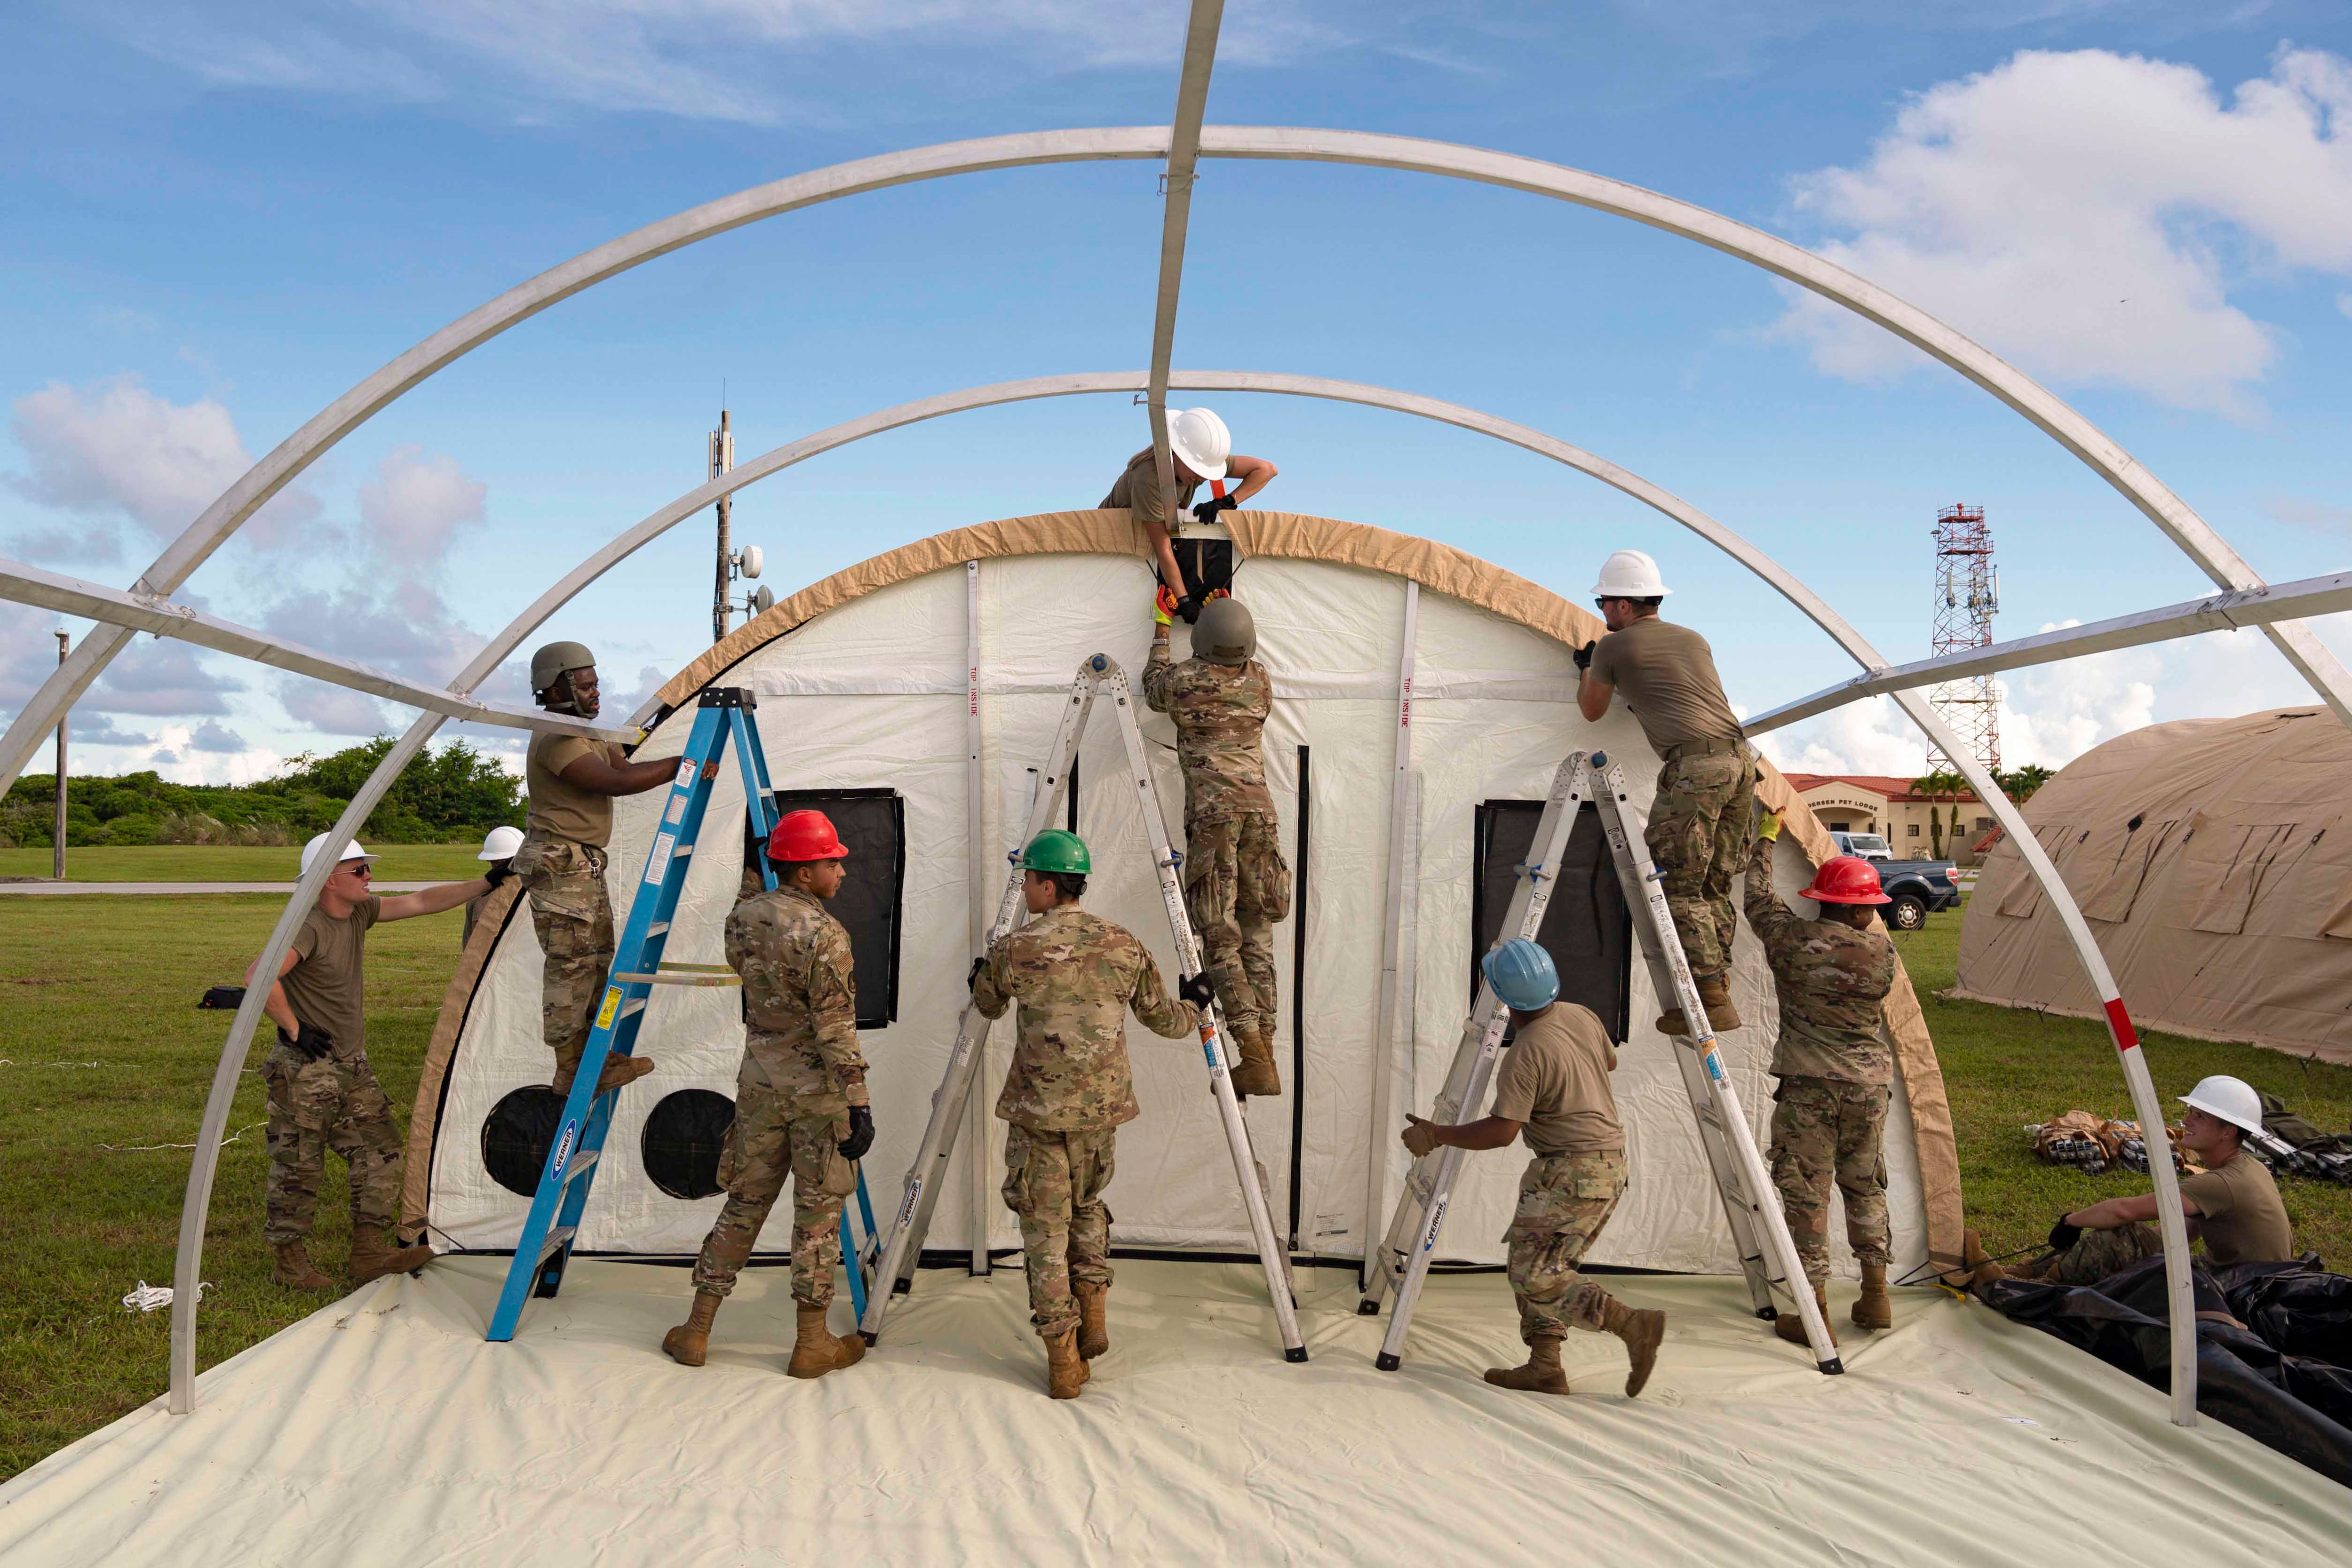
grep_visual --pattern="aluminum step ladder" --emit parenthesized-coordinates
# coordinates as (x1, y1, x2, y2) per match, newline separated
(1359, 749, 1841, 1374)
(860, 653, 1308, 1361)
(487, 686, 880, 1341)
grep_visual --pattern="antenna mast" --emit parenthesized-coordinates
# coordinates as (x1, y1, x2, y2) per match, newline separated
(710, 409, 734, 643)
(1927, 502, 2000, 775)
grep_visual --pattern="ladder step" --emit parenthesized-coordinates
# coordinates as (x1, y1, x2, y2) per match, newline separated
(536, 1225, 577, 1269)
(562, 1148, 600, 1185)
(620, 998, 646, 1019)
(645, 922, 669, 937)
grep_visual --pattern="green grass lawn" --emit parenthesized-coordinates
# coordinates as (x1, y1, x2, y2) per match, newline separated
(0, 844, 492, 882)
(3, 896, 2348, 1480)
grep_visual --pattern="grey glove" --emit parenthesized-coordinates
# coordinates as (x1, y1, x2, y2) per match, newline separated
(283, 1021, 335, 1061)
(967, 956, 986, 993)
(2047, 1215, 2083, 1252)
(1192, 492, 1239, 524)
(1178, 972, 1216, 1010)
(838, 1104, 876, 1162)
(484, 859, 515, 890)
(1573, 640, 1597, 672)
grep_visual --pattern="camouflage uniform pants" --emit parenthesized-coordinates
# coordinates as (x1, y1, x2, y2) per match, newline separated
(691, 1067, 855, 1307)
(1184, 812, 1291, 1046)
(514, 836, 615, 1086)
(262, 1043, 405, 1246)
(2034, 1221, 2163, 1287)
(1504, 1151, 1629, 1343)
(1647, 748, 1758, 985)
(1003, 1123, 1116, 1339)
(1768, 1075, 1891, 1281)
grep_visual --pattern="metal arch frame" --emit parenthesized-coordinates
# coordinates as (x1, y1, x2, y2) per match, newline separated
(9, 123, 2349, 801)
(159, 367, 2198, 1425)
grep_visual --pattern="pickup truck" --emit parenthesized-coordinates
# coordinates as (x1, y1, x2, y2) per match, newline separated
(1828, 831, 1961, 931)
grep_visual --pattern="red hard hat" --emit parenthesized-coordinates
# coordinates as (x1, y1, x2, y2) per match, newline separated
(1800, 854, 1891, 906)
(769, 809, 848, 863)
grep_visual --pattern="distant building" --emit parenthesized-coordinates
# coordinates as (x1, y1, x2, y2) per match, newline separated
(1782, 773, 1993, 865)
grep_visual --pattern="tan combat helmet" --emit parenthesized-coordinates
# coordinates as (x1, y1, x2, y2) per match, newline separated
(1193, 597, 1255, 666)
(530, 641, 596, 706)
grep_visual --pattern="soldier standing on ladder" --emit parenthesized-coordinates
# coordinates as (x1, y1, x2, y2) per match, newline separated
(514, 643, 676, 1097)
(1744, 808, 1898, 1343)
(665, 809, 874, 1379)
(1575, 550, 1755, 1035)
(1102, 405, 1278, 621)
(1398, 939, 1667, 1397)
(969, 829, 1216, 1399)
(1144, 590, 1290, 1098)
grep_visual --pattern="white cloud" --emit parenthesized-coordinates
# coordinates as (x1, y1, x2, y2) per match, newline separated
(5, 374, 321, 553)
(276, 680, 394, 736)
(2268, 496, 2352, 534)
(1771, 47, 2352, 416)
(359, 446, 485, 568)
(1753, 694, 1931, 778)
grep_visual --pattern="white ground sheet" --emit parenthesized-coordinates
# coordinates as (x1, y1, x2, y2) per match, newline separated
(426, 549, 1926, 1280)
(7, 1259, 2346, 1565)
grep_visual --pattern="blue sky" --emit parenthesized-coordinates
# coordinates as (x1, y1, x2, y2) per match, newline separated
(4, 0, 2349, 784)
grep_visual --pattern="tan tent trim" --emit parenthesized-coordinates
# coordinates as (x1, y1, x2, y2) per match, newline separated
(400, 880, 524, 1243)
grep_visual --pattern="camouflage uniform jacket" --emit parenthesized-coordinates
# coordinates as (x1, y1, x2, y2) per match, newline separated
(974, 903, 1202, 1131)
(1142, 644, 1276, 824)
(1742, 836, 1896, 1085)
(724, 883, 866, 1114)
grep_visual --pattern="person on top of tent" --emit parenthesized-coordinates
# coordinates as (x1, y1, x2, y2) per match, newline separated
(514, 642, 677, 1098)
(1103, 406, 1278, 621)
(250, 833, 507, 1289)
(665, 809, 874, 1379)
(1398, 938, 1669, 1398)
(1744, 812, 1899, 1345)
(1965, 1075, 2295, 1289)
(1575, 549, 1755, 1035)
(1143, 591, 1291, 1099)
(968, 829, 1217, 1400)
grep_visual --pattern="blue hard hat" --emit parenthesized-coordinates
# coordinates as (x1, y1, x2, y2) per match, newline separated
(1481, 939, 1560, 1011)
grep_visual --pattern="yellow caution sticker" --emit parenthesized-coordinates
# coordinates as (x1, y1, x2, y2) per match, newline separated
(595, 987, 622, 1030)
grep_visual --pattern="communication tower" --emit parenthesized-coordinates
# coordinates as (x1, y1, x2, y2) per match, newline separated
(1927, 503, 2000, 775)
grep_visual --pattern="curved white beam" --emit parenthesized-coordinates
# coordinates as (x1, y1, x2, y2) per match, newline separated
(167, 367, 2199, 1425)
(1146, 2, 1225, 501)
(11, 124, 2343, 804)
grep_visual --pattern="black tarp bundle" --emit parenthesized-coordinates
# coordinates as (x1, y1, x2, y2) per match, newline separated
(1981, 1254, 2352, 1488)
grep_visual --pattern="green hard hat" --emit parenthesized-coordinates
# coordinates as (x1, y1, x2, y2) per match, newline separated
(1019, 828, 1091, 876)
(530, 640, 596, 694)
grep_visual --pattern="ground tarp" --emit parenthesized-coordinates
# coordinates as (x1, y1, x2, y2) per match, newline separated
(5, 1258, 2349, 1564)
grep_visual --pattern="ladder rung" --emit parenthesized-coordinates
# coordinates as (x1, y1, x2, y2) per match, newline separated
(536, 1225, 577, 1268)
(645, 922, 669, 937)
(620, 998, 647, 1019)
(563, 1148, 600, 1185)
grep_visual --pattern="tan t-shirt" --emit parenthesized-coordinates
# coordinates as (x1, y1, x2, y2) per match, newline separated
(526, 732, 626, 847)
(1489, 1003, 1624, 1157)
(2181, 1148, 2295, 1267)
(283, 894, 381, 1059)
(1589, 616, 1741, 752)
(1102, 450, 1198, 529)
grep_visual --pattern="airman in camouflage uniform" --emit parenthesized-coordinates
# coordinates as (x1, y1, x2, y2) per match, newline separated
(1742, 820, 1899, 1340)
(972, 831, 1209, 1398)
(1144, 594, 1290, 1098)
(665, 810, 873, 1379)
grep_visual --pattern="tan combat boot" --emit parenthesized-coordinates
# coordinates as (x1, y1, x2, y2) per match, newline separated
(663, 1290, 723, 1367)
(1776, 1282, 1836, 1347)
(552, 1053, 658, 1098)
(348, 1227, 433, 1284)
(1696, 976, 1742, 1032)
(1074, 1281, 1110, 1361)
(1851, 1262, 1893, 1331)
(1603, 1298, 1668, 1397)
(272, 1240, 333, 1290)
(787, 1302, 866, 1380)
(1228, 1023, 1282, 1099)
(1046, 1328, 1089, 1399)
(1483, 1336, 1570, 1396)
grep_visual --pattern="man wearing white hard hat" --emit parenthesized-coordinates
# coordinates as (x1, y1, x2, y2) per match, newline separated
(1967, 1074, 2294, 1288)
(463, 824, 524, 948)
(1103, 407, 1279, 621)
(1575, 549, 1755, 1033)
(247, 832, 512, 1290)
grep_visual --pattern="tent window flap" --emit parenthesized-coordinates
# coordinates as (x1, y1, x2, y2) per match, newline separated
(746, 788, 907, 1028)
(1471, 800, 1631, 1039)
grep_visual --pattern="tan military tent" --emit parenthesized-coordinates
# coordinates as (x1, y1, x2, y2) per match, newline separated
(1955, 707, 2352, 1065)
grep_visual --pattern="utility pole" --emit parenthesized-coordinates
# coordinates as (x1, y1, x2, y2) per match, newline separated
(52, 630, 68, 880)
(1927, 503, 2000, 776)
(711, 410, 735, 644)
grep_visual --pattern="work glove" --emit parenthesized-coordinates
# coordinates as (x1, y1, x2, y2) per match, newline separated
(1178, 971, 1216, 1011)
(484, 858, 515, 890)
(1756, 810, 1782, 844)
(967, 955, 986, 993)
(1176, 594, 1203, 625)
(283, 1021, 336, 1061)
(1573, 640, 1597, 672)
(838, 1104, 877, 1162)
(1192, 492, 1239, 524)
(2047, 1214, 2083, 1253)
(1400, 1114, 1441, 1160)
(1153, 584, 1179, 628)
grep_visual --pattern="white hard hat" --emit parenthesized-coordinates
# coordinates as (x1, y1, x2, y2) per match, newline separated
(1167, 407, 1231, 481)
(1592, 549, 1670, 599)
(2178, 1075, 2264, 1137)
(478, 825, 524, 861)
(300, 833, 377, 877)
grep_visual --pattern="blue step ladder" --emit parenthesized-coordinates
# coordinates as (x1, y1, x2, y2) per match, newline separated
(487, 686, 881, 1342)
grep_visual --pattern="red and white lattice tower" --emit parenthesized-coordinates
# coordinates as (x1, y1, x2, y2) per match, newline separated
(1927, 503, 2000, 775)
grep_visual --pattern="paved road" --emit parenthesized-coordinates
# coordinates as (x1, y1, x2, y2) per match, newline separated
(0, 882, 438, 896)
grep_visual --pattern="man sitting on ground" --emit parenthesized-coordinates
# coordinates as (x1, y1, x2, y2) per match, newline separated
(1968, 1074, 2295, 1287)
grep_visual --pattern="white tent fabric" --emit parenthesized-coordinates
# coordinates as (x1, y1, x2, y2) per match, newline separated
(422, 517, 1934, 1279)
